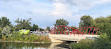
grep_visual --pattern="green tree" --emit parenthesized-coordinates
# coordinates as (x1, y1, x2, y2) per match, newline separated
(39, 28, 44, 31)
(0, 27, 2, 39)
(0, 27, 2, 34)
(94, 16, 111, 40)
(72, 15, 111, 49)
(0, 17, 11, 28)
(15, 18, 32, 30)
(2, 26, 11, 34)
(32, 24, 38, 31)
(46, 26, 50, 31)
(54, 19, 69, 34)
(2, 26, 11, 38)
(79, 15, 93, 27)
(55, 19, 69, 26)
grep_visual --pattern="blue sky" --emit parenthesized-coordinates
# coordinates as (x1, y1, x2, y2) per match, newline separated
(0, 0, 111, 29)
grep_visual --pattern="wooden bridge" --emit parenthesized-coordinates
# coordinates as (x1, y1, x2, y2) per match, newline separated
(49, 25, 100, 42)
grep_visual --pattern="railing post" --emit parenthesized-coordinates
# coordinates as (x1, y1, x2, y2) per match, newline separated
(68, 27, 71, 35)
(82, 27, 85, 34)
(60, 26, 64, 34)
(85, 27, 88, 34)
(72, 28, 75, 35)
(54, 27, 58, 34)
(92, 28, 95, 35)
(88, 27, 92, 34)
(96, 29, 99, 35)
(57, 26, 61, 34)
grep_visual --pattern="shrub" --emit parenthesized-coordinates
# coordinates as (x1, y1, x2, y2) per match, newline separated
(70, 33, 111, 49)
(93, 33, 111, 49)
(4, 31, 51, 42)
(70, 39, 94, 49)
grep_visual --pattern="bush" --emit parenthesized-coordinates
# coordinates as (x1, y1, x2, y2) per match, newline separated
(93, 33, 111, 49)
(70, 39, 94, 49)
(70, 33, 111, 49)
(0, 27, 2, 39)
(3, 31, 51, 42)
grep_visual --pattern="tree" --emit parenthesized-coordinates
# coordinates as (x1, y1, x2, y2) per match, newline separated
(71, 26, 77, 29)
(55, 19, 69, 26)
(39, 28, 44, 31)
(15, 18, 32, 30)
(54, 19, 69, 34)
(46, 26, 50, 31)
(94, 16, 111, 40)
(0, 27, 2, 34)
(32, 24, 38, 31)
(2, 26, 11, 34)
(0, 17, 11, 28)
(0, 27, 2, 39)
(79, 15, 93, 27)
(2, 26, 11, 38)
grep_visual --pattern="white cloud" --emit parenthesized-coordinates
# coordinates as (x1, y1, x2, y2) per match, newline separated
(0, 0, 111, 28)
(51, 2, 73, 17)
(49, 0, 111, 23)
(49, 0, 111, 7)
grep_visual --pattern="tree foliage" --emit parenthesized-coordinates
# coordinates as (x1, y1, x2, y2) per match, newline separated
(39, 28, 44, 31)
(93, 16, 111, 39)
(0, 27, 2, 34)
(79, 15, 93, 27)
(0, 27, 2, 39)
(73, 15, 111, 49)
(32, 24, 38, 31)
(55, 19, 69, 26)
(2, 26, 11, 34)
(0, 17, 11, 28)
(2, 26, 11, 39)
(15, 18, 32, 30)
(46, 26, 50, 31)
